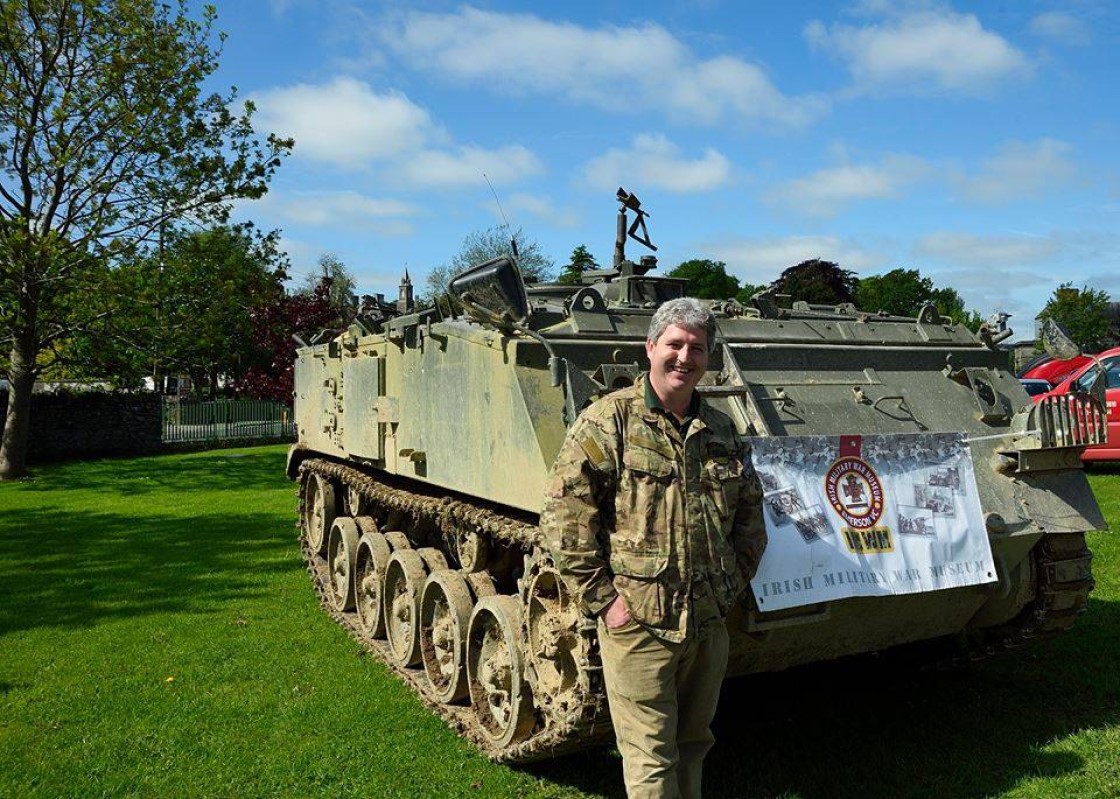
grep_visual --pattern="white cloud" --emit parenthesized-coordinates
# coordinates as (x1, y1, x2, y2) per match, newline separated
(581, 134, 731, 194)
(1029, 11, 1091, 45)
(273, 236, 321, 285)
(914, 231, 1061, 266)
(376, 7, 828, 127)
(1068, 230, 1120, 293)
(769, 154, 932, 217)
(251, 189, 418, 236)
(952, 139, 1080, 204)
(397, 146, 544, 189)
(251, 77, 437, 169)
(353, 267, 418, 295)
(1083, 271, 1120, 295)
(251, 76, 543, 189)
(908, 229, 1120, 319)
(503, 193, 582, 228)
(918, 264, 1054, 321)
(805, 8, 1031, 94)
(707, 235, 889, 283)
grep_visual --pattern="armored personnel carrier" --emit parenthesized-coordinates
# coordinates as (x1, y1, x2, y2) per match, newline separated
(287, 190, 1105, 762)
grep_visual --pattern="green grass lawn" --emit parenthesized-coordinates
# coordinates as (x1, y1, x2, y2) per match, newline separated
(0, 448, 1117, 798)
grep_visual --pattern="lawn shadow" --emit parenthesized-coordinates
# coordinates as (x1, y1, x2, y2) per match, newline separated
(11, 446, 289, 497)
(532, 598, 1120, 798)
(0, 448, 301, 635)
(0, 506, 300, 635)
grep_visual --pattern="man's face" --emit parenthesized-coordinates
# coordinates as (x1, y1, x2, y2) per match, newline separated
(645, 323, 709, 403)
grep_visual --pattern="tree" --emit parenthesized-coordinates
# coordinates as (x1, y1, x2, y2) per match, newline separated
(734, 283, 767, 305)
(56, 224, 289, 394)
(666, 259, 740, 300)
(853, 267, 984, 331)
(1038, 283, 1112, 352)
(234, 276, 338, 402)
(557, 244, 599, 285)
(152, 225, 288, 395)
(300, 252, 356, 323)
(855, 268, 935, 316)
(424, 226, 555, 302)
(928, 286, 978, 328)
(50, 248, 158, 389)
(772, 259, 858, 305)
(0, 0, 291, 478)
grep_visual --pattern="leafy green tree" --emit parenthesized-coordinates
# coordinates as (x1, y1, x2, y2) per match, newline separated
(63, 224, 289, 396)
(854, 267, 983, 331)
(735, 283, 768, 305)
(154, 225, 288, 395)
(666, 259, 741, 300)
(424, 226, 555, 303)
(1038, 283, 1112, 352)
(49, 254, 155, 389)
(958, 309, 985, 334)
(855, 268, 936, 316)
(300, 253, 357, 324)
(772, 259, 859, 305)
(929, 287, 976, 327)
(557, 244, 599, 285)
(0, 0, 291, 478)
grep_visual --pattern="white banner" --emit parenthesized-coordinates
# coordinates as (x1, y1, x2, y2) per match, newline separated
(747, 433, 996, 612)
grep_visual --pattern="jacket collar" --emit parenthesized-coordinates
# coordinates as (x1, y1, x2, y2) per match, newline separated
(635, 374, 709, 435)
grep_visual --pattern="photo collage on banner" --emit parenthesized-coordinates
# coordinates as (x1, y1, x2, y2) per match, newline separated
(747, 433, 997, 612)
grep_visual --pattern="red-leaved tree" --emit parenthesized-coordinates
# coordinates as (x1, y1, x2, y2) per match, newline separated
(234, 278, 338, 402)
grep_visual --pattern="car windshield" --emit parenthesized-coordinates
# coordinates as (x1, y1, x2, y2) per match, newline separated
(1021, 380, 1051, 397)
(1075, 357, 1120, 393)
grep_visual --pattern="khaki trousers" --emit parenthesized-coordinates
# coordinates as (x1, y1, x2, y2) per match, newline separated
(597, 617, 729, 799)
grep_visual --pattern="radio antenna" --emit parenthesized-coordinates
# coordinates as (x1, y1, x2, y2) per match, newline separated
(483, 173, 519, 258)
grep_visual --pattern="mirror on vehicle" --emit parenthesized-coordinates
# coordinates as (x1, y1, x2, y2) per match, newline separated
(449, 256, 529, 325)
(1040, 318, 1081, 362)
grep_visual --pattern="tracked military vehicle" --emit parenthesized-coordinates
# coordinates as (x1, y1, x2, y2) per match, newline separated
(287, 189, 1105, 762)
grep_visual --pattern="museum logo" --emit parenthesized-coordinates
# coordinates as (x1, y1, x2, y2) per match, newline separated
(825, 435, 893, 553)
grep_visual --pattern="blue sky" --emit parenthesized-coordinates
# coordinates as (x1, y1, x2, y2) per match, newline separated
(205, 0, 1118, 329)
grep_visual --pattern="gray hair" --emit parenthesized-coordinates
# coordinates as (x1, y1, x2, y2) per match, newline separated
(647, 297, 716, 352)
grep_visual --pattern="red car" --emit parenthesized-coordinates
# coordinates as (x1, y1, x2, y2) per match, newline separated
(1034, 346, 1120, 462)
(1021, 353, 1093, 385)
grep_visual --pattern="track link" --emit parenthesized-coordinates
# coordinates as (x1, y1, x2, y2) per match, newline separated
(983, 531, 1094, 652)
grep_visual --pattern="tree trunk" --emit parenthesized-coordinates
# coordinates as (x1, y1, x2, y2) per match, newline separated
(0, 337, 38, 480)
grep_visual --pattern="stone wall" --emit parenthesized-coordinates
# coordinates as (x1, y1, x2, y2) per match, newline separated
(0, 391, 163, 463)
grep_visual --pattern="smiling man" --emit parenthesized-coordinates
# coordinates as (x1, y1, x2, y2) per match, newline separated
(540, 297, 767, 799)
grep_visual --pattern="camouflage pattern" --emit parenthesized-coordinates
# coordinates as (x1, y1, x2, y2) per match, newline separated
(540, 376, 766, 643)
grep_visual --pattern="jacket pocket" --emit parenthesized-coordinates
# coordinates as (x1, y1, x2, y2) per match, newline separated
(610, 548, 668, 578)
(610, 550, 668, 628)
(704, 456, 744, 518)
(623, 445, 675, 478)
(618, 445, 676, 551)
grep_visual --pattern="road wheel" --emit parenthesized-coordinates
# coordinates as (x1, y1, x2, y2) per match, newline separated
(467, 595, 536, 747)
(354, 520, 391, 638)
(384, 549, 428, 667)
(326, 517, 359, 612)
(522, 554, 593, 723)
(345, 484, 367, 516)
(302, 473, 335, 556)
(420, 569, 474, 703)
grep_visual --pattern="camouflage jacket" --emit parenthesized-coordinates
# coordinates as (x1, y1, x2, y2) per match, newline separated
(539, 377, 766, 642)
